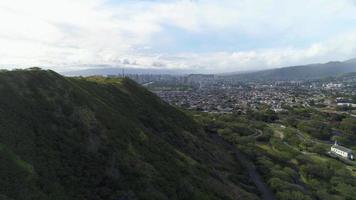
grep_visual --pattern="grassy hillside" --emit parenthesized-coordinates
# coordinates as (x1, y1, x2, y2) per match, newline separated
(0, 69, 258, 200)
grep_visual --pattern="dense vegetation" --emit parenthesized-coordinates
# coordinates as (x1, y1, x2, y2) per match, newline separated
(191, 106, 356, 200)
(0, 69, 258, 200)
(3, 68, 356, 200)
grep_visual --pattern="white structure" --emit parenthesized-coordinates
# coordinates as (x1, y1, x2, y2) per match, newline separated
(331, 141, 354, 160)
(337, 103, 356, 108)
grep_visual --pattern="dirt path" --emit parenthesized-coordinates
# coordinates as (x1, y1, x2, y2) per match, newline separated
(209, 133, 276, 200)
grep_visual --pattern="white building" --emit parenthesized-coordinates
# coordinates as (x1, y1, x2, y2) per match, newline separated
(337, 103, 356, 108)
(331, 141, 354, 160)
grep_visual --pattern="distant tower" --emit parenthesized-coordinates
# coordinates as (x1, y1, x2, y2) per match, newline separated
(122, 68, 125, 77)
(334, 140, 338, 146)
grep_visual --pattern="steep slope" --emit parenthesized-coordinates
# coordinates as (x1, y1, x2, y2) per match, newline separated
(228, 59, 356, 81)
(0, 69, 258, 200)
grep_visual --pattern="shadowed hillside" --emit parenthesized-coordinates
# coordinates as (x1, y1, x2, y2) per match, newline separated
(0, 69, 259, 200)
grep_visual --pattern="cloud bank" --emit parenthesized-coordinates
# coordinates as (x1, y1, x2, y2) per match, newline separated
(1, 0, 356, 73)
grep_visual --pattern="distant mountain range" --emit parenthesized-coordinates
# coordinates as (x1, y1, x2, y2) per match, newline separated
(226, 58, 356, 81)
(62, 58, 356, 81)
(62, 65, 195, 76)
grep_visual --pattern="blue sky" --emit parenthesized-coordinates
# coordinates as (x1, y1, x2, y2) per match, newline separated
(1, 0, 356, 73)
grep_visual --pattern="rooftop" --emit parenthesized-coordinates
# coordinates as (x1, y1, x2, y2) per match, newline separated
(332, 144, 353, 153)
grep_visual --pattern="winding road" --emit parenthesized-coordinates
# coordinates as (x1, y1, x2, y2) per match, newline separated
(209, 133, 276, 200)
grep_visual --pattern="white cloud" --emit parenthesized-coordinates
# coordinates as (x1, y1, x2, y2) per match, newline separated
(144, 31, 356, 73)
(1, 0, 356, 72)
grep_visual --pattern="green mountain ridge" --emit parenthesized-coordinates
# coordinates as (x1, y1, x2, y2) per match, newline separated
(0, 69, 258, 200)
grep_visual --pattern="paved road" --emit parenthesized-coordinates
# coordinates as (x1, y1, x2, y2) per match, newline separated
(248, 129, 264, 138)
(210, 133, 276, 200)
(295, 130, 333, 145)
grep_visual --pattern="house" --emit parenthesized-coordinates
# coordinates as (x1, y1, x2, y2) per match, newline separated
(331, 141, 354, 160)
(337, 103, 356, 108)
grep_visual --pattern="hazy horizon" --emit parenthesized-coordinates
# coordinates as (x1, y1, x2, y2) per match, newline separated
(2, 0, 356, 73)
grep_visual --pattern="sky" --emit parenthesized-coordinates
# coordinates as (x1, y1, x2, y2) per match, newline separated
(1, 0, 356, 73)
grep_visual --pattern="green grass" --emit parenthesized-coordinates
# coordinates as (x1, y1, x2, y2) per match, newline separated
(0, 143, 34, 174)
